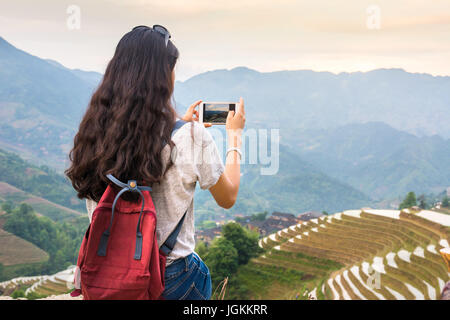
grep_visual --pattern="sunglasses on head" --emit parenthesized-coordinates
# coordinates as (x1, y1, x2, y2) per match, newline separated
(132, 25, 171, 47)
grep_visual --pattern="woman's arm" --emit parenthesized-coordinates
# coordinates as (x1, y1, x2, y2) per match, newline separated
(209, 98, 245, 209)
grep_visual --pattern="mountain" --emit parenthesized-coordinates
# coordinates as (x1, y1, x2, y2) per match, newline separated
(0, 35, 448, 212)
(293, 122, 450, 199)
(174, 66, 450, 139)
(175, 67, 450, 199)
(194, 145, 372, 218)
(0, 36, 101, 170)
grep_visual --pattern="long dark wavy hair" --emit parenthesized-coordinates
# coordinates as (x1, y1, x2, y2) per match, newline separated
(65, 26, 179, 202)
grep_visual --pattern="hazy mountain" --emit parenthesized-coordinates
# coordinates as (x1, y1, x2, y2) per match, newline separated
(0, 36, 101, 170)
(293, 122, 450, 199)
(46, 59, 103, 87)
(174, 66, 450, 139)
(0, 35, 448, 212)
(194, 144, 372, 218)
(175, 67, 450, 199)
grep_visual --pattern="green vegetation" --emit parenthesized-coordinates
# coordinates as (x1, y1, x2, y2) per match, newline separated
(235, 211, 268, 224)
(1, 203, 89, 280)
(11, 288, 26, 299)
(204, 237, 239, 285)
(197, 220, 217, 230)
(442, 196, 449, 208)
(221, 222, 262, 265)
(399, 191, 417, 209)
(196, 222, 263, 297)
(0, 148, 85, 212)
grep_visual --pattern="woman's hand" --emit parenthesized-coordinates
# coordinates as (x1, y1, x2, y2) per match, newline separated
(226, 97, 245, 131)
(181, 100, 211, 128)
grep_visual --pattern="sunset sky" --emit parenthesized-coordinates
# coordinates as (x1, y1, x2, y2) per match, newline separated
(1, 0, 450, 80)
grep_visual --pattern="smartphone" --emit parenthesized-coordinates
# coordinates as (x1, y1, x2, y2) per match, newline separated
(199, 102, 237, 125)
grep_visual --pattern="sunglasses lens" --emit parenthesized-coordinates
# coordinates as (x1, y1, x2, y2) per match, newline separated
(153, 25, 171, 39)
(132, 25, 150, 31)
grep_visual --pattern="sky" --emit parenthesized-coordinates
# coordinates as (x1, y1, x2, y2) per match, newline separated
(1, 0, 450, 80)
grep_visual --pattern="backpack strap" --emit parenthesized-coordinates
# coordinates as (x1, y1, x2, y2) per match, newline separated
(97, 175, 152, 260)
(159, 211, 187, 256)
(97, 119, 187, 260)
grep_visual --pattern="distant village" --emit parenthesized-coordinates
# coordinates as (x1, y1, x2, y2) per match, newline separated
(195, 211, 325, 244)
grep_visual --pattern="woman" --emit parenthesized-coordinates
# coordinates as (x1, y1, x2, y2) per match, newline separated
(65, 25, 245, 300)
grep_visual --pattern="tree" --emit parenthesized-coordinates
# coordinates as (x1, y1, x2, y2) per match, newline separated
(399, 192, 417, 209)
(204, 237, 238, 285)
(222, 222, 263, 266)
(251, 211, 268, 222)
(11, 288, 25, 299)
(442, 196, 449, 208)
(195, 240, 208, 260)
(1, 201, 13, 213)
(417, 194, 427, 209)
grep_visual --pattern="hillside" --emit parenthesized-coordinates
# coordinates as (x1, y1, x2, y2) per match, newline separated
(0, 228, 48, 267)
(0, 182, 82, 222)
(0, 148, 85, 215)
(194, 145, 372, 219)
(293, 122, 450, 199)
(0, 36, 100, 170)
(240, 209, 450, 299)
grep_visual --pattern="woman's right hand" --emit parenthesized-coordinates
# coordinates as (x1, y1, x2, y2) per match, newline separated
(226, 97, 246, 131)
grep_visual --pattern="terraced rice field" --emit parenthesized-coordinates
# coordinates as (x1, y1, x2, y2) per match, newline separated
(0, 229, 48, 266)
(0, 266, 76, 299)
(257, 209, 450, 300)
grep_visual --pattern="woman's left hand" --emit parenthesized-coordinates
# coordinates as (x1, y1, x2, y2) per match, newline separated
(181, 100, 211, 127)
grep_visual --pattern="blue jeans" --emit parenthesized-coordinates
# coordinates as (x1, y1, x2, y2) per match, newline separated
(162, 252, 212, 300)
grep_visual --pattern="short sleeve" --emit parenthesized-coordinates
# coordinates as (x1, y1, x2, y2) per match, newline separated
(85, 198, 98, 222)
(193, 124, 225, 190)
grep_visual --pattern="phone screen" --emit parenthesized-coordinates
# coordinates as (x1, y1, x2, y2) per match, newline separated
(203, 103, 235, 124)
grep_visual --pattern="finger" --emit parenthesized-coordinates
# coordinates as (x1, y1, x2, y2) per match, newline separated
(190, 100, 202, 109)
(204, 123, 212, 128)
(227, 110, 235, 120)
(237, 97, 245, 115)
(188, 100, 202, 114)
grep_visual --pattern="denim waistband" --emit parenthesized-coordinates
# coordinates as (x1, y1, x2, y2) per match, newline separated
(167, 252, 194, 271)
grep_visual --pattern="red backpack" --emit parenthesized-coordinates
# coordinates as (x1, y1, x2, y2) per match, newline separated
(71, 120, 186, 300)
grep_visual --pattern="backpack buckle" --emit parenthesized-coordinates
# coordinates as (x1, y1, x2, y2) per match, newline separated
(128, 180, 137, 191)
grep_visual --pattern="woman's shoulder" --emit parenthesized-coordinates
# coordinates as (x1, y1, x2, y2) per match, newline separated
(175, 120, 214, 147)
